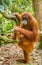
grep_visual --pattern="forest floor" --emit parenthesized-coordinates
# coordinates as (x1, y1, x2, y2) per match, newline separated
(0, 42, 42, 65)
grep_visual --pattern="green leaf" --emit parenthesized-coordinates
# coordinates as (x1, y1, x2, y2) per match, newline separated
(6, 0, 13, 5)
(0, 5, 4, 12)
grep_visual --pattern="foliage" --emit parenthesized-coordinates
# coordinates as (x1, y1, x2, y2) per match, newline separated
(0, 14, 16, 35)
(0, 0, 13, 12)
(12, 0, 34, 14)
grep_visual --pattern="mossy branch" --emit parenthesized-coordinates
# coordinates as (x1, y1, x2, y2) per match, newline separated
(2, 11, 20, 26)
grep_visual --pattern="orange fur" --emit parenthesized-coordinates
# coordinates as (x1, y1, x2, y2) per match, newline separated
(13, 12, 39, 63)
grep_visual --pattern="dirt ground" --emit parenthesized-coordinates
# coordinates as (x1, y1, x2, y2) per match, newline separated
(0, 43, 42, 65)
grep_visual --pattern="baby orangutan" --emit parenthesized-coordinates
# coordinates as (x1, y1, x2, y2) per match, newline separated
(13, 12, 39, 63)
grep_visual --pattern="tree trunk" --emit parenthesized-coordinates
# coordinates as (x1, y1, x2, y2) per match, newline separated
(32, 0, 42, 49)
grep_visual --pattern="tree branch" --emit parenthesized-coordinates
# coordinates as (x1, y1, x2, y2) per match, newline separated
(2, 12, 20, 26)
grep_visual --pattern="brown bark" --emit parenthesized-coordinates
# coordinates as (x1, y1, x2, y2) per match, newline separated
(32, 0, 42, 30)
(32, 0, 42, 49)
